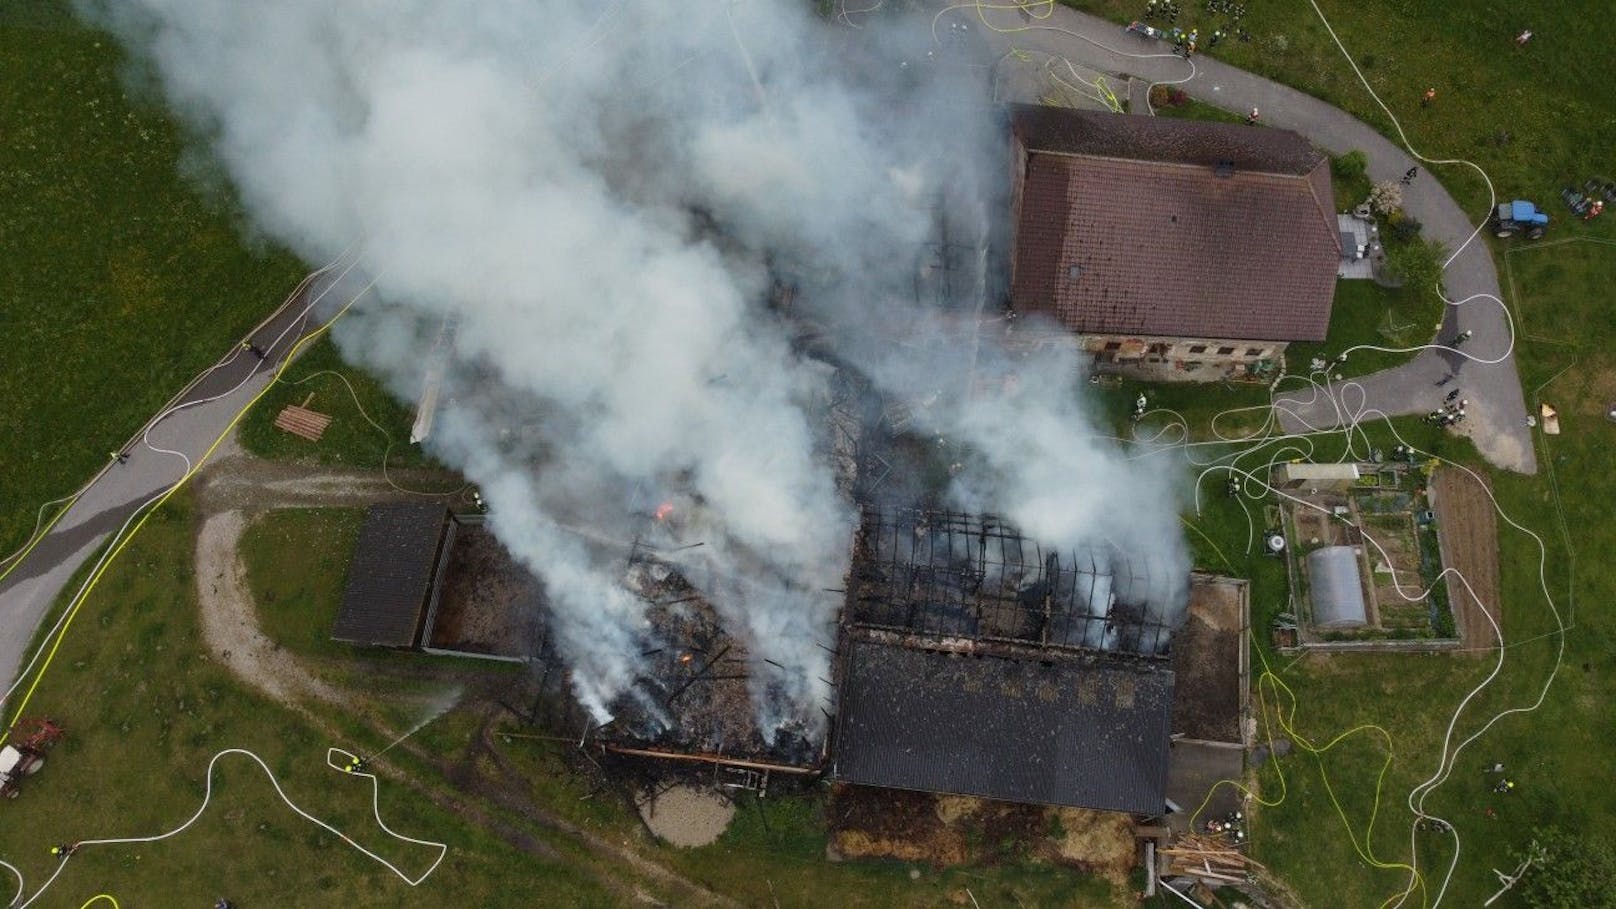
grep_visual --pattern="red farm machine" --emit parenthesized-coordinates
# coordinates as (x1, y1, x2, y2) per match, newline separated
(0, 718, 63, 799)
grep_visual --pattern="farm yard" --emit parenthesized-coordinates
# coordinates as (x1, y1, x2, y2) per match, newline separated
(2, 0, 1615, 907)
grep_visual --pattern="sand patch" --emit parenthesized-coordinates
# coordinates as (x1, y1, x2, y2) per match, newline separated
(637, 785, 736, 848)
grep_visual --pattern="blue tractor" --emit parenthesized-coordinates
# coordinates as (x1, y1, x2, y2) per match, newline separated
(1490, 200, 1549, 239)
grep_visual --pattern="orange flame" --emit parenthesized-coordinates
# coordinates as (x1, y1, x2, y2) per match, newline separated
(678, 653, 693, 664)
(654, 501, 675, 521)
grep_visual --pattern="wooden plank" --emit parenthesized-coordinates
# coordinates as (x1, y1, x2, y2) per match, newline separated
(278, 413, 331, 432)
(277, 405, 331, 428)
(274, 404, 332, 441)
(273, 414, 329, 434)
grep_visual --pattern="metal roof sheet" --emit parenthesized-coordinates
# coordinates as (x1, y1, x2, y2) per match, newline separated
(833, 638, 1173, 814)
(333, 503, 451, 647)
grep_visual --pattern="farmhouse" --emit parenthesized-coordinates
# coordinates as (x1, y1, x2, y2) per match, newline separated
(1006, 105, 1340, 380)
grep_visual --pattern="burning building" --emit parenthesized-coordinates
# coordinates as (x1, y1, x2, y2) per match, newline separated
(588, 547, 828, 775)
(832, 508, 1175, 814)
(101, 0, 1230, 844)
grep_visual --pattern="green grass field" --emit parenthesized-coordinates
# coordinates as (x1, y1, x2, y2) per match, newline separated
(1286, 276, 1445, 380)
(0, 4, 306, 556)
(8, 0, 1616, 905)
(0, 495, 622, 908)
(1134, 240, 1615, 907)
(237, 336, 440, 472)
(1062, 0, 1615, 218)
(238, 507, 366, 662)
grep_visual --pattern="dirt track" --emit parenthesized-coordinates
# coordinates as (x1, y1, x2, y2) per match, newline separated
(188, 452, 737, 906)
(1431, 468, 1502, 649)
(194, 509, 345, 707)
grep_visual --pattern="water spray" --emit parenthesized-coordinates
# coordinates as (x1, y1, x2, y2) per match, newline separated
(362, 686, 464, 765)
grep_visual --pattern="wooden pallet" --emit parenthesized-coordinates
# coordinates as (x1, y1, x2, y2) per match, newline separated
(274, 393, 332, 442)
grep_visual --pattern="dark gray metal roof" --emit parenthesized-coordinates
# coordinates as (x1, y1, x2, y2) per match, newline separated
(833, 638, 1173, 814)
(333, 503, 451, 647)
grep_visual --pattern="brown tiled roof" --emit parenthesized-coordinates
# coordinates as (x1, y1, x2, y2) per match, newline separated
(1010, 103, 1325, 176)
(1011, 144, 1340, 342)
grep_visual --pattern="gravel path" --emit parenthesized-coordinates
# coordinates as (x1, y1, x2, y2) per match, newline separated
(189, 454, 464, 708)
(194, 509, 344, 708)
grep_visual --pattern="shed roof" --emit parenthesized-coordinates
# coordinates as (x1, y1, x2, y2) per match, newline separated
(1306, 546, 1369, 628)
(333, 503, 452, 647)
(1279, 462, 1362, 482)
(1010, 104, 1327, 175)
(1009, 106, 1339, 343)
(833, 638, 1173, 814)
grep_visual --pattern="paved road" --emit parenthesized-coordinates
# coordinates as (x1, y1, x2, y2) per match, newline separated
(0, 260, 369, 709)
(946, 2, 1536, 473)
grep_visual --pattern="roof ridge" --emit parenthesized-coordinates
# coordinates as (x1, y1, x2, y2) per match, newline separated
(1031, 149, 1321, 180)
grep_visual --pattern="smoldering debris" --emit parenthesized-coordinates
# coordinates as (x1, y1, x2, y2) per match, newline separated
(847, 507, 1177, 658)
(91, 0, 1191, 745)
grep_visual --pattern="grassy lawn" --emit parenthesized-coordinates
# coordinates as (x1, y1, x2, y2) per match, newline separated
(1139, 238, 1615, 907)
(0, 494, 618, 908)
(1061, 0, 1616, 218)
(1045, 11, 1616, 904)
(1286, 276, 1445, 380)
(237, 506, 377, 663)
(1095, 379, 1274, 443)
(1151, 95, 1247, 124)
(0, 4, 306, 556)
(237, 335, 439, 471)
(1501, 237, 1616, 349)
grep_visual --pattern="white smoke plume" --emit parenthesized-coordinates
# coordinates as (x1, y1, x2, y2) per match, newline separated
(88, 0, 1189, 740)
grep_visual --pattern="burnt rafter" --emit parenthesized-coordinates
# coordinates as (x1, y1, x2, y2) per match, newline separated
(846, 507, 1173, 658)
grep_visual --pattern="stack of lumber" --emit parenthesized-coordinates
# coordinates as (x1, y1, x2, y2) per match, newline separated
(1160, 833, 1261, 884)
(273, 393, 332, 442)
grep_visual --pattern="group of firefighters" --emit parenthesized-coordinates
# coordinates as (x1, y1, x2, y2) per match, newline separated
(1204, 810, 1247, 843)
(1426, 394, 1469, 427)
(1138, 0, 1252, 54)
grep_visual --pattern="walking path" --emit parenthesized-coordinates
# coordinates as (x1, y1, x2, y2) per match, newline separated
(0, 261, 373, 708)
(944, 1, 1535, 473)
(191, 455, 465, 709)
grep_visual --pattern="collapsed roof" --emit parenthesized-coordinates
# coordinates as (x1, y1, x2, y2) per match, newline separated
(846, 507, 1178, 657)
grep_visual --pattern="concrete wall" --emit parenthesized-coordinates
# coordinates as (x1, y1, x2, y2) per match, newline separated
(1008, 329, 1285, 382)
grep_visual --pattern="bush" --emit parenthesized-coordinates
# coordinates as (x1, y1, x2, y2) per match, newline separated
(1148, 85, 1189, 108)
(1514, 826, 1616, 908)
(1389, 216, 1423, 242)
(1367, 180, 1404, 215)
(1384, 238, 1446, 299)
(1333, 150, 1368, 183)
